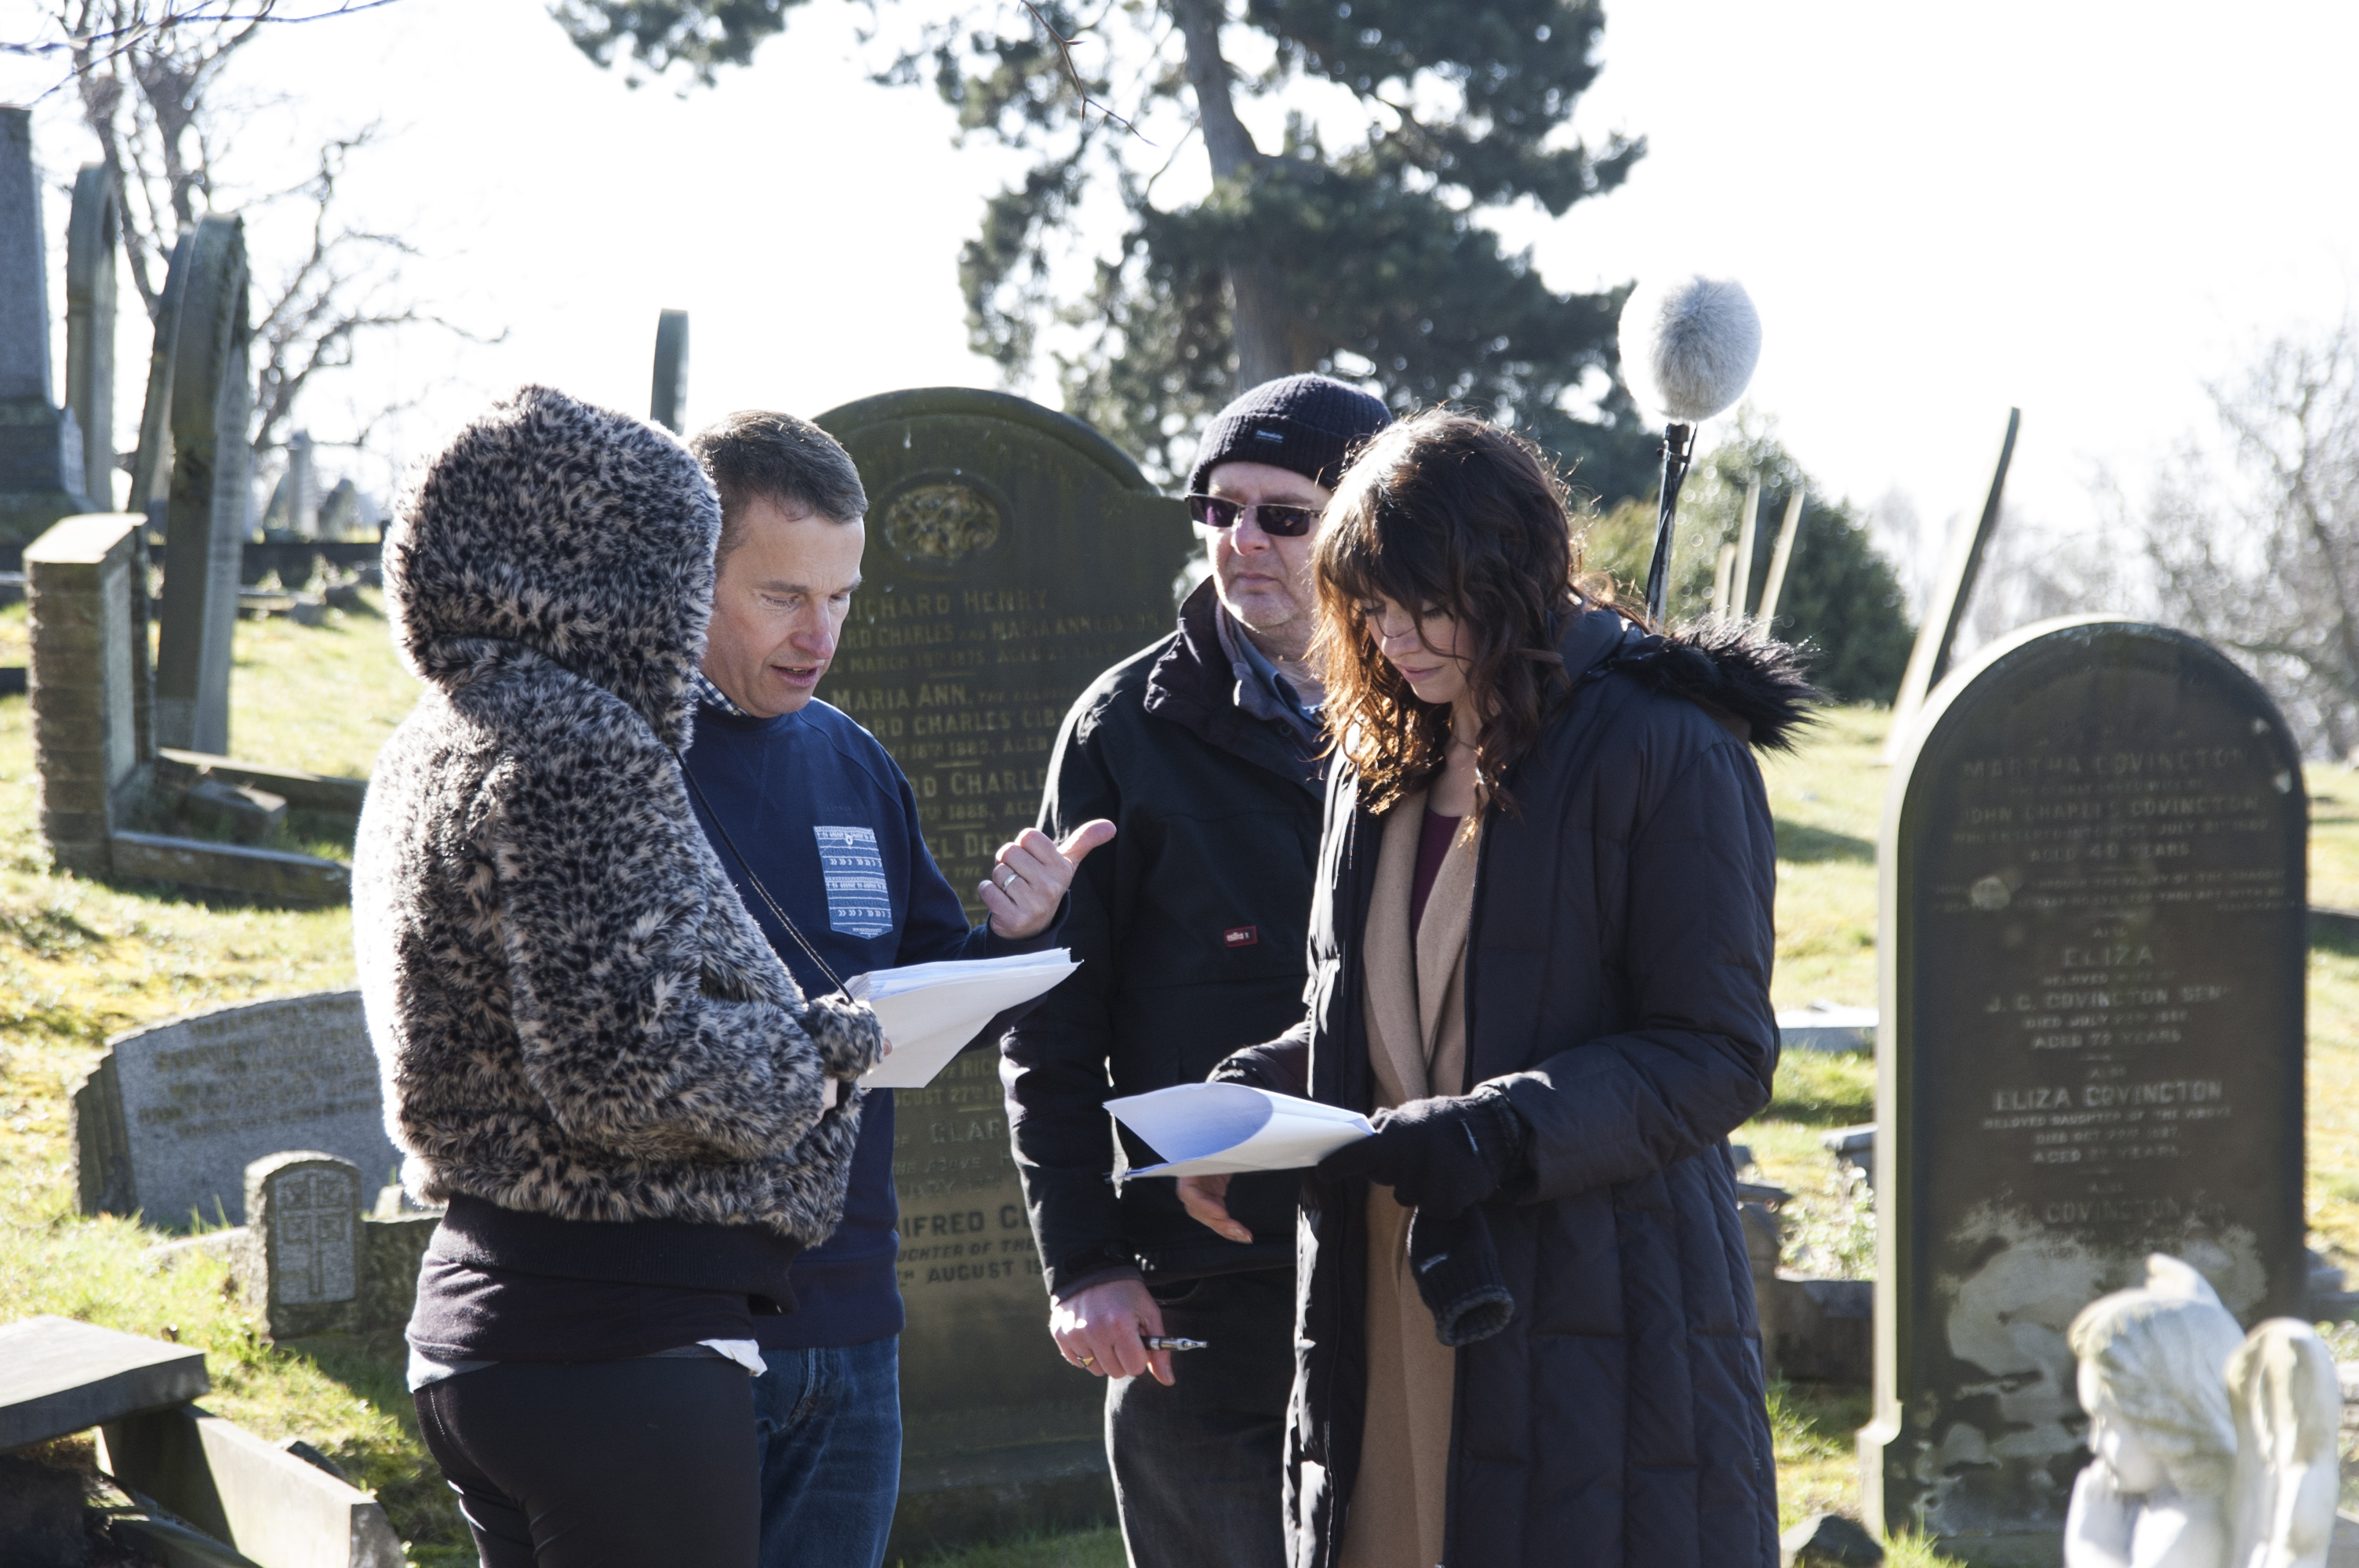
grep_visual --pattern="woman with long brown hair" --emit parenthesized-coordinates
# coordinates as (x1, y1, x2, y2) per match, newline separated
(1178, 408, 1811, 1568)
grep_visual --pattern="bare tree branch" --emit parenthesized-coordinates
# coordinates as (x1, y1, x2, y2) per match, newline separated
(5, 1, 404, 67)
(1017, 0, 1149, 143)
(2136, 323, 2359, 756)
(44, 0, 496, 499)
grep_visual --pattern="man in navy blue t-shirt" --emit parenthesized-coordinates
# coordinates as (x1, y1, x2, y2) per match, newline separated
(680, 410, 1111, 1568)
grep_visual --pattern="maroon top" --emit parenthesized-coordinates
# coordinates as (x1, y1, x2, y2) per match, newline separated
(1410, 809, 1463, 938)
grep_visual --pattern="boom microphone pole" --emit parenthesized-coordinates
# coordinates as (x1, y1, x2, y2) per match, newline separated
(1617, 275, 1762, 623)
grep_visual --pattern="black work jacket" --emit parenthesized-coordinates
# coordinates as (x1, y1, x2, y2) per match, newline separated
(1000, 580, 1325, 1295)
(1230, 606, 1812, 1568)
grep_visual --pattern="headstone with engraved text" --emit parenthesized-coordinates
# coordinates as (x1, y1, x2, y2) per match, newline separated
(811, 387, 1189, 1552)
(72, 991, 403, 1232)
(1859, 617, 2307, 1566)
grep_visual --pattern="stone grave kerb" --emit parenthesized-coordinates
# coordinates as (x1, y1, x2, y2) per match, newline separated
(1862, 615, 2307, 1564)
(26, 505, 349, 902)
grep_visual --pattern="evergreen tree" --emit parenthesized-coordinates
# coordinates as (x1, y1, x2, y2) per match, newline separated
(555, 0, 1660, 499)
(1583, 429, 1915, 704)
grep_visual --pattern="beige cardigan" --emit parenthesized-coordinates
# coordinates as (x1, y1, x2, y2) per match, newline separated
(1339, 793, 1480, 1568)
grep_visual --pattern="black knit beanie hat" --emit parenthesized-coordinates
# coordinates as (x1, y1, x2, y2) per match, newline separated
(1186, 373, 1394, 495)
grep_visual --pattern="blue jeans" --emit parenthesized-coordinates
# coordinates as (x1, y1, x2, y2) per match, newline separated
(751, 1337, 901, 1568)
(1106, 1269, 1293, 1568)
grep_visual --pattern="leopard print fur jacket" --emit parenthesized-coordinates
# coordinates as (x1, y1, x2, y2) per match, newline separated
(353, 385, 883, 1243)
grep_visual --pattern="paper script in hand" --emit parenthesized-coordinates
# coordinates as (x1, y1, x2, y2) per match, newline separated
(849, 949, 1079, 1089)
(1106, 1083, 1373, 1178)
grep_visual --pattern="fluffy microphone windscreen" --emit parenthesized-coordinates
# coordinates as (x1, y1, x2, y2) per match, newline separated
(1618, 275, 1761, 425)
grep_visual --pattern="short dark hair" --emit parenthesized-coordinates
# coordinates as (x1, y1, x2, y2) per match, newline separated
(686, 410, 868, 559)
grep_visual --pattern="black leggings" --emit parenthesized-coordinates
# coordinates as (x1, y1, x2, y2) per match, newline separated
(416, 1358, 758, 1568)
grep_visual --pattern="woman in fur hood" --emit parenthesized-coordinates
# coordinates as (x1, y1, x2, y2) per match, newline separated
(353, 386, 885, 1566)
(1181, 409, 1809, 1568)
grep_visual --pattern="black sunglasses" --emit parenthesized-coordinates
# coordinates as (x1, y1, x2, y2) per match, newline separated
(1185, 493, 1322, 538)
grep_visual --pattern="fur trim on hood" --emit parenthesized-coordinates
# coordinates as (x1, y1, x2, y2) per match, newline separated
(1612, 615, 1820, 753)
(385, 384, 718, 750)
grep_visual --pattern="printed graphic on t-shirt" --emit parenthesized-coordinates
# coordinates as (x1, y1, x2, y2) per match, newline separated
(814, 826, 892, 938)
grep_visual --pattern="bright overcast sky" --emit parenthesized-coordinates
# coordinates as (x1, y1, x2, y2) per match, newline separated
(6, 0, 2357, 568)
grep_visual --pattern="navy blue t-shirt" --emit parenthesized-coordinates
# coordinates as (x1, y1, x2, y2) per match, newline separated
(682, 696, 1034, 1349)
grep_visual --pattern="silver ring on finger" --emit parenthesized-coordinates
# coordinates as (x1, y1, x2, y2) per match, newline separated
(996, 866, 1020, 891)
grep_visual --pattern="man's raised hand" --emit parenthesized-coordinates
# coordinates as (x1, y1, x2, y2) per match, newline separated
(980, 820, 1114, 940)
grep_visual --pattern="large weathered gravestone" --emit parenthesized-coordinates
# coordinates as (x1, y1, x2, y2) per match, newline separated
(1862, 617, 2307, 1564)
(152, 216, 253, 756)
(815, 387, 1188, 915)
(0, 107, 94, 558)
(72, 992, 402, 1230)
(812, 388, 1189, 1551)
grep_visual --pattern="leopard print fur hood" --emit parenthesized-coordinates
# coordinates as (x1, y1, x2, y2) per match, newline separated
(354, 385, 882, 1241)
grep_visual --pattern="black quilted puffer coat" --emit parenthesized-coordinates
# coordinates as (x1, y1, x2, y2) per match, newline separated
(1223, 604, 1809, 1568)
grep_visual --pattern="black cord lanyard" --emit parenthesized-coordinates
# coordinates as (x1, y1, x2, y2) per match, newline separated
(672, 749, 852, 1000)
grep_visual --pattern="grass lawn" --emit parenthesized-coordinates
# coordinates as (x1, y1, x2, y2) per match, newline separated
(0, 596, 2348, 1563)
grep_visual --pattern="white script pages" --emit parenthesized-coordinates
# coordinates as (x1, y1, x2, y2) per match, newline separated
(1106, 1083, 1373, 1178)
(849, 949, 1080, 1089)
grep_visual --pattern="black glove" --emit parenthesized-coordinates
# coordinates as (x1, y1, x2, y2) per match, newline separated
(1315, 1090, 1527, 1215)
(1208, 1050, 1283, 1093)
(1407, 1203, 1514, 1347)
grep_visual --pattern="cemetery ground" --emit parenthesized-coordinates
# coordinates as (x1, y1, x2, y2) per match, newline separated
(0, 601, 2352, 1565)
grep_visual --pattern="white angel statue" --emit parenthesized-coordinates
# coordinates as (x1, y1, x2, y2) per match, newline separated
(2065, 1254, 2342, 1568)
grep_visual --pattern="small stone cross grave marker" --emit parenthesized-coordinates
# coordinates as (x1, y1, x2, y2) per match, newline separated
(243, 1151, 361, 1338)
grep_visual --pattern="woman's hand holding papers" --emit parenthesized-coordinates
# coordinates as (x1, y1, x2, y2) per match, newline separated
(981, 821, 1115, 939)
(1176, 1174, 1254, 1244)
(820, 1035, 891, 1110)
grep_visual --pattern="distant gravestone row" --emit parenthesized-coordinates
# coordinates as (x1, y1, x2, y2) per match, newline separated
(5, 106, 358, 906)
(1864, 618, 2308, 1563)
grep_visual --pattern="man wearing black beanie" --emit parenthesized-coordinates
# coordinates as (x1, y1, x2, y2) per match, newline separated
(1001, 374, 1390, 1568)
